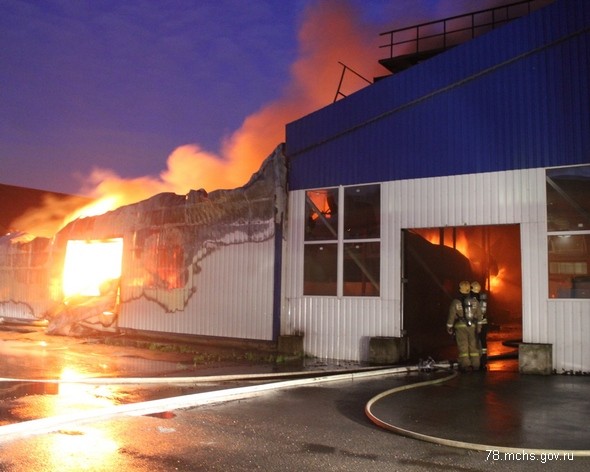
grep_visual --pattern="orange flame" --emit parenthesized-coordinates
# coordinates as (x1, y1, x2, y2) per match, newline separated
(414, 228, 505, 293)
(307, 189, 336, 220)
(12, 1, 383, 238)
(62, 239, 123, 298)
(489, 266, 506, 292)
(420, 230, 470, 259)
(65, 196, 120, 222)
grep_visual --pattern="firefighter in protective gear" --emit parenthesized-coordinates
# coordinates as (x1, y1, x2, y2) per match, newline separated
(471, 281, 489, 370)
(447, 280, 482, 371)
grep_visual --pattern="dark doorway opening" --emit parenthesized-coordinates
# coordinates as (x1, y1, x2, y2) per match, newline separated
(402, 225, 522, 368)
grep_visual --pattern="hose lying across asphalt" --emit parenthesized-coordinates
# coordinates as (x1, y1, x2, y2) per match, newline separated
(2, 362, 589, 457)
(0, 364, 425, 444)
(364, 370, 590, 457)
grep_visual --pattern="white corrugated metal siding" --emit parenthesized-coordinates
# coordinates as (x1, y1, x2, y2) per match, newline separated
(0, 235, 52, 321)
(547, 301, 589, 373)
(283, 182, 398, 362)
(121, 238, 275, 341)
(284, 168, 590, 369)
(37, 147, 287, 342)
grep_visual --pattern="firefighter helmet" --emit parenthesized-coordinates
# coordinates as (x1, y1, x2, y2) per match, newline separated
(471, 281, 481, 294)
(459, 280, 471, 295)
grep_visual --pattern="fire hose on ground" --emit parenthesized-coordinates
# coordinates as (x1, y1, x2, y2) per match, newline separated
(0, 363, 445, 443)
(1, 361, 589, 457)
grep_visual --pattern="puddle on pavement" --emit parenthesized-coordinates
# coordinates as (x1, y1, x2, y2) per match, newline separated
(145, 411, 177, 419)
(0, 323, 524, 428)
(0, 377, 223, 426)
(0, 337, 193, 380)
(0, 333, 219, 426)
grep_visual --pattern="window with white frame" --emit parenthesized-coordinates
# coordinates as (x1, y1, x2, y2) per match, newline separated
(546, 165, 590, 298)
(303, 184, 380, 296)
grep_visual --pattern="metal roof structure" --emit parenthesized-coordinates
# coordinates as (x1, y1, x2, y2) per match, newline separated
(286, 0, 589, 190)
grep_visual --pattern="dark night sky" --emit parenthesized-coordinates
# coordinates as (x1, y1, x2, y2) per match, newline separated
(1, 0, 522, 197)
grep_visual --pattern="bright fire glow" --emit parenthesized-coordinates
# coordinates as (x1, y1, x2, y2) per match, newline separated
(43, 367, 120, 469)
(307, 190, 335, 220)
(414, 228, 506, 294)
(489, 266, 506, 292)
(421, 230, 470, 257)
(48, 427, 119, 468)
(62, 239, 123, 297)
(65, 196, 121, 225)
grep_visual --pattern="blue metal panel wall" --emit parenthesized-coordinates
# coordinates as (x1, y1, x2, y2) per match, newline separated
(286, 0, 590, 190)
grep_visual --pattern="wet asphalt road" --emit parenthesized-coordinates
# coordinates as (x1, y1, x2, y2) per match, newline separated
(1, 374, 587, 472)
(0, 327, 587, 471)
(0, 326, 291, 426)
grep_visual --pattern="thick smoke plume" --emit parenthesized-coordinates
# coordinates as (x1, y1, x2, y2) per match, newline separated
(13, 0, 384, 238)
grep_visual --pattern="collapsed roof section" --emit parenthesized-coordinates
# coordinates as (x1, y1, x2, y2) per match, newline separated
(0, 145, 287, 337)
(50, 145, 287, 317)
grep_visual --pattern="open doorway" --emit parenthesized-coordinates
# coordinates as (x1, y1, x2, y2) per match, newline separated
(46, 238, 124, 335)
(402, 225, 522, 368)
(63, 238, 123, 297)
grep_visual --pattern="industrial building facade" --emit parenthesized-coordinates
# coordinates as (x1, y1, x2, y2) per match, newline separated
(0, 0, 588, 373)
(282, 0, 590, 371)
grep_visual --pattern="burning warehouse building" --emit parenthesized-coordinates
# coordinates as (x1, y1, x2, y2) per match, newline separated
(0, 148, 286, 343)
(0, 0, 588, 373)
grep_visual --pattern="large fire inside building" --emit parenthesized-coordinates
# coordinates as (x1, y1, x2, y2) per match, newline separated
(0, 148, 286, 341)
(0, 0, 589, 373)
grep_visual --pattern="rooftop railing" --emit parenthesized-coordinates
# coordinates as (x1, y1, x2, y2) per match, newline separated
(379, 0, 552, 71)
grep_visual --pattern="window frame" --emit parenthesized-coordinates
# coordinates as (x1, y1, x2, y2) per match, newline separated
(546, 164, 590, 299)
(303, 184, 381, 298)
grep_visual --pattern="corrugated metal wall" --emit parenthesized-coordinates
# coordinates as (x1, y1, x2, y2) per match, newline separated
(282, 188, 397, 360)
(0, 148, 285, 341)
(283, 168, 590, 370)
(286, 0, 590, 190)
(121, 239, 275, 340)
(0, 235, 52, 321)
(548, 301, 590, 373)
(102, 149, 286, 342)
(282, 0, 589, 369)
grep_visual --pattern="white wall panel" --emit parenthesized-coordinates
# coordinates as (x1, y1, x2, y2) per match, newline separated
(120, 239, 275, 341)
(282, 188, 398, 362)
(0, 301, 39, 321)
(0, 235, 52, 321)
(547, 301, 590, 373)
(284, 168, 590, 370)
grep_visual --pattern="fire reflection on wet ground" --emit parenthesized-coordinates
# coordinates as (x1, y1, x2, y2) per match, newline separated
(0, 327, 227, 427)
(0, 369, 194, 427)
(44, 427, 120, 471)
(0, 321, 523, 430)
(486, 323, 521, 372)
(0, 374, 224, 429)
(0, 327, 193, 379)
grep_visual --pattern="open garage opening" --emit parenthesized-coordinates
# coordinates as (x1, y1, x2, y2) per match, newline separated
(63, 238, 123, 298)
(46, 237, 124, 335)
(402, 224, 522, 369)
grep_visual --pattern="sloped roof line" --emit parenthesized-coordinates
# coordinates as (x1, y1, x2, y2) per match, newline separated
(288, 25, 589, 160)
